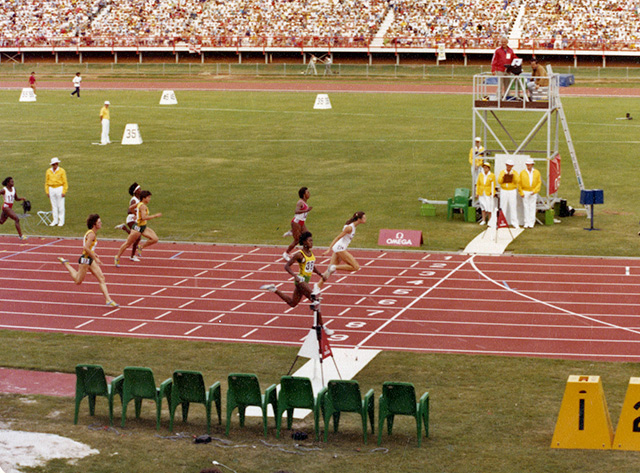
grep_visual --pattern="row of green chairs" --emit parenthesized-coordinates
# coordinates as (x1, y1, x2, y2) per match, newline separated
(74, 365, 429, 445)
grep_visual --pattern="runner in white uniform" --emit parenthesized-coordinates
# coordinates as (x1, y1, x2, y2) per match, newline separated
(115, 182, 143, 261)
(283, 186, 312, 260)
(314, 211, 367, 294)
(0, 177, 27, 240)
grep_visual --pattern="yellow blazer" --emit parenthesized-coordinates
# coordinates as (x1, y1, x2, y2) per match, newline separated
(476, 171, 495, 196)
(519, 168, 541, 195)
(498, 169, 519, 190)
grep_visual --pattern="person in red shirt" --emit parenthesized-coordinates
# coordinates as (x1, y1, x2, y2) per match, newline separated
(491, 38, 517, 97)
(28, 72, 36, 95)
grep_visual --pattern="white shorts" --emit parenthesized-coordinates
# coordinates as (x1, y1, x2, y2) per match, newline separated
(332, 242, 348, 253)
(478, 195, 493, 212)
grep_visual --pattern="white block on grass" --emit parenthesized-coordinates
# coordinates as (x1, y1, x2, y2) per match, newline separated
(313, 93, 331, 109)
(159, 90, 177, 105)
(19, 88, 36, 102)
(121, 123, 143, 145)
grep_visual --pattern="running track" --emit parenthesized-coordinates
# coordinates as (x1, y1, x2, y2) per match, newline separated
(1, 236, 640, 362)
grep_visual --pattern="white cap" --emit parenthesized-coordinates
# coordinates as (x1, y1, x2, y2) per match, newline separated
(104, 101, 110, 105)
(475, 136, 482, 142)
(505, 159, 515, 166)
(525, 157, 535, 165)
(50, 157, 60, 165)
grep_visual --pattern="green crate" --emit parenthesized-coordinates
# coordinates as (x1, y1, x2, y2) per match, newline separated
(466, 206, 477, 223)
(420, 204, 436, 217)
(545, 208, 554, 225)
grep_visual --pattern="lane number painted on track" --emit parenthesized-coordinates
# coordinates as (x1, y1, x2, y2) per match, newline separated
(346, 322, 366, 328)
(418, 271, 436, 277)
(366, 309, 384, 317)
(329, 334, 349, 341)
(392, 289, 411, 295)
(407, 280, 425, 285)
(378, 299, 397, 305)
(429, 263, 447, 268)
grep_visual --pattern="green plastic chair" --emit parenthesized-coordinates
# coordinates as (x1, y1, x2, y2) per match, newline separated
(321, 379, 374, 443)
(275, 376, 321, 440)
(168, 370, 221, 434)
(121, 366, 172, 430)
(447, 188, 471, 220)
(377, 382, 430, 447)
(74, 364, 123, 426)
(226, 373, 277, 437)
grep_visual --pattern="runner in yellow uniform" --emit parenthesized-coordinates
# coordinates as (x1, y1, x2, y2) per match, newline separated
(57, 214, 118, 307)
(114, 190, 162, 267)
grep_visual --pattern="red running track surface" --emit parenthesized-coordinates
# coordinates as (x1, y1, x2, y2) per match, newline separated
(2, 236, 640, 362)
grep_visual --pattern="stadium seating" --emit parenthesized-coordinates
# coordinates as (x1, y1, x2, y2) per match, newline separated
(321, 379, 375, 443)
(167, 370, 221, 434)
(377, 381, 429, 447)
(73, 364, 123, 426)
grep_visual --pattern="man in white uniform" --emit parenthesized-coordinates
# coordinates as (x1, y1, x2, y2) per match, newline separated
(519, 157, 541, 228)
(497, 159, 520, 228)
(44, 157, 68, 226)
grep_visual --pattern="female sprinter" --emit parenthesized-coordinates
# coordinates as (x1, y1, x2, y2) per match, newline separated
(283, 186, 312, 261)
(315, 211, 367, 293)
(58, 214, 118, 307)
(0, 177, 28, 240)
(115, 182, 143, 261)
(114, 190, 162, 267)
(261, 231, 332, 334)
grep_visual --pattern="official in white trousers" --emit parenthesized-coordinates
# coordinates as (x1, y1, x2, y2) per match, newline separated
(519, 157, 542, 228)
(99, 101, 111, 145)
(44, 157, 68, 227)
(497, 159, 520, 228)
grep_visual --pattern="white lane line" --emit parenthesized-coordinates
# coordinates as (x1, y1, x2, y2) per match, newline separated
(179, 300, 194, 308)
(357, 255, 476, 349)
(264, 317, 279, 325)
(384, 278, 396, 285)
(232, 255, 244, 261)
(129, 323, 147, 332)
(285, 306, 296, 313)
(354, 297, 366, 305)
(370, 287, 381, 295)
(103, 308, 120, 317)
(258, 264, 271, 271)
(195, 270, 208, 277)
(399, 269, 407, 276)
(174, 278, 189, 286)
(209, 314, 225, 322)
(410, 261, 420, 268)
(75, 320, 94, 329)
(185, 325, 202, 335)
(338, 308, 351, 316)
(240, 272, 254, 279)
(214, 262, 226, 269)
(422, 254, 431, 259)
(444, 256, 453, 260)
(249, 248, 261, 254)
(336, 276, 348, 283)
(231, 303, 246, 311)
(364, 260, 375, 266)
(470, 258, 640, 338)
(151, 288, 167, 296)
(251, 293, 265, 300)
(222, 281, 235, 288)
(325, 318, 334, 327)
(128, 298, 144, 306)
(155, 311, 172, 320)
(242, 328, 258, 338)
(200, 289, 216, 298)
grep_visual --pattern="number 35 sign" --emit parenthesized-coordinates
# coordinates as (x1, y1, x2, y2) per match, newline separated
(551, 375, 640, 450)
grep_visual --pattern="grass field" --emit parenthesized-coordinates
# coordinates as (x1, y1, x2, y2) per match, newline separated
(1, 80, 640, 472)
(1, 88, 639, 255)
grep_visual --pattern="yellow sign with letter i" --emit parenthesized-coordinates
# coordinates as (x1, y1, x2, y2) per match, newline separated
(551, 375, 613, 449)
(613, 377, 640, 450)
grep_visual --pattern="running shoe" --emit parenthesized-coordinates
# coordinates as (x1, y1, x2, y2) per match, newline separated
(137, 246, 143, 258)
(57, 257, 68, 264)
(19, 235, 28, 240)
(260, 284, 277, 292)
(311, 283, 321, 296)
(106, 300, 120, 308)
(114, 223, 126, 230)
(114, 256, 120, 267)
(282, 252, 291, 262)
(130, 256, 140, 262)
(282, 230, 293, 237)
(323, 326, 335, 336)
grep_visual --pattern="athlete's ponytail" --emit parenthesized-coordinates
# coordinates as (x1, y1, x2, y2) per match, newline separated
(346, 211, 365, 224)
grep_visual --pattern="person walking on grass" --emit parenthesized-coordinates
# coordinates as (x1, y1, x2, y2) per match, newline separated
(114, 190, 162, 267)
(58, 214, 119, 307)
(71, 72, 81, 97)
(0, 177, 28, 240)
(314, 211, 367, 294)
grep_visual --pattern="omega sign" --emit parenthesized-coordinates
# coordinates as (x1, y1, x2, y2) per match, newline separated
(378, 229, 423, 247)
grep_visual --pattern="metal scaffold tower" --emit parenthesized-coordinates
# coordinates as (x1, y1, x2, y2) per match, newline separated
(471, 66, 584, 213)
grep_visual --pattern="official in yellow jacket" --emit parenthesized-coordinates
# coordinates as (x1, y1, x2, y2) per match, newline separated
(497, 159, 520, 228)
(45, 157, 68, 226)
(475, 161, 495, 225)
(519, 157, 541, 228)
(469, 137, 485, 193)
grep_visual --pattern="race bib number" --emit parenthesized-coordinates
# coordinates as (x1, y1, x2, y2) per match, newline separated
(79, 257, 92, 265)
(132, 224, 142, 232)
